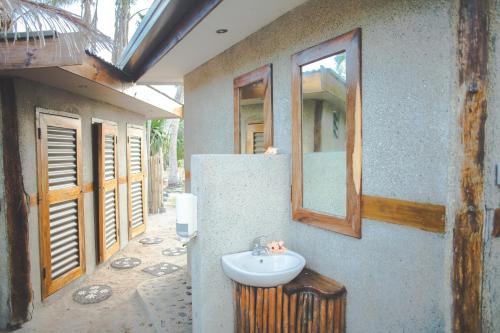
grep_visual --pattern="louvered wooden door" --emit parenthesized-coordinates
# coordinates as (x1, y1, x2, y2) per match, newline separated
(246, 123, 265, 154)
(97, 123, 120, 262)
(127, 125, 147, 239)
(36, 111, 85, 299)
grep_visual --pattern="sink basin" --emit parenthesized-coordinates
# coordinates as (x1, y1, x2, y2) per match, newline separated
(221, 250, 306, 287)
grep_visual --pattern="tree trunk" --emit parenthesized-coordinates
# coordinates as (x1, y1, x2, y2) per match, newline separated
(167, 85, 184, 186)
(168, 119, 180, 186)
(112, 0, 130, 64)
(82, 0, 92, 25)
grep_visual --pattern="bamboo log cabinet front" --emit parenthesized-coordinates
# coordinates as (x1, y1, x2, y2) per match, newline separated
(233, 268, 346, 333)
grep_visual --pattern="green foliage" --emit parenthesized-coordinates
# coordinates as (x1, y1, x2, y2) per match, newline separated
(149, 119, 166, 156)
(176, 119, 184, 162)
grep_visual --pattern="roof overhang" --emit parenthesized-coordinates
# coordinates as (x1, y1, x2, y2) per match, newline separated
(0, 46, 181, 119)
(119, 0, 307, 84)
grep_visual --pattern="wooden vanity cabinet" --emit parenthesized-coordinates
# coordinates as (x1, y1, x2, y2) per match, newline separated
(234, 269, 346, 332)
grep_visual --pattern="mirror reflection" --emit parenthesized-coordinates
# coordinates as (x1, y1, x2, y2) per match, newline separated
(239, 80, 265, 154)
(301, 52, 347, 217)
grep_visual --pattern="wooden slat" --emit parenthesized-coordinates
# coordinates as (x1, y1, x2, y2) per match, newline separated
(361, 195, 446, 233)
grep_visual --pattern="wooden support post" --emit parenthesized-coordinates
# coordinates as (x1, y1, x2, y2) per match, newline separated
(452, 0, 489, 332)
(0, 78, 32, 326)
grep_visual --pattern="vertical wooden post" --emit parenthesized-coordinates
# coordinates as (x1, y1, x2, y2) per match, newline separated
(0, 78, 32, 326)
(452, 0, 489, 332)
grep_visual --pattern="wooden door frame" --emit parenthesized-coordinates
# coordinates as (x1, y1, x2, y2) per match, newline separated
(36, 108, 86, 299)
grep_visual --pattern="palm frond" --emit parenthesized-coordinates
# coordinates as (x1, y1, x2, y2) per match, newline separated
(0, 0, 112, 61)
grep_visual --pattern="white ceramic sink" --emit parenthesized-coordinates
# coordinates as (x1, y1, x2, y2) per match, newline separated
(221, 250, 306, 287)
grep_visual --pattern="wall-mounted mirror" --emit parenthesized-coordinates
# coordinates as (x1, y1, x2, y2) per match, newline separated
(233, 65, 272, 154)
(291, 29, 362, 238)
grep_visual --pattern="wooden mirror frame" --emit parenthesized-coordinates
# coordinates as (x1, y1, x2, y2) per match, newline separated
(233, 64, 273, 154)
(291, 28, 362, 238)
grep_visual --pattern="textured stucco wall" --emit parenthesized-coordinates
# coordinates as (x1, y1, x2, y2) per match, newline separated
(13, 78, 146, 306)
(190, 155, 291, 332)
(482, 1, 500, 331)
(184, 0, 454, 331)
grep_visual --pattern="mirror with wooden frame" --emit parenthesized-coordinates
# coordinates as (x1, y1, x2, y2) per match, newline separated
(233, 64, 272, 154)
(291, 28, 362, 238)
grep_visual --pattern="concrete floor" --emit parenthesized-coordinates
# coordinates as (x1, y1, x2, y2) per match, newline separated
(15, 204, 190, 333)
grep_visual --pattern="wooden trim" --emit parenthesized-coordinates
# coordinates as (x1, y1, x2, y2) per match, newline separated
(0, 36, 83, 70)
(36, 109, 86, 299)
(245, 123, 264, 154)
(291, 28, 362, 238)
(119, 176, 128, 185)
(82, 182, 94, 193)
(184, 170, 191, 181)
(1, 78, 32, 325)
(233, 64, 273, 154)
(96, 123, 121, 263)
(493, 208, 500, 237)
(452, 0, 489, 331)
(361, 195, 445, 233)
(126, 124, 147, 239)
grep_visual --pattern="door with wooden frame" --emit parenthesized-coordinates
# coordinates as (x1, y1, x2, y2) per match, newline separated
(96, 122, 120, 262)
(126, 125, 147, 239)
(36, 109, 85, 299)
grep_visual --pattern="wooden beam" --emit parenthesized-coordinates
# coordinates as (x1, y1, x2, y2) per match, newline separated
(0, 78, 32, 326)
(361, 195, 445, 233)
(452, 0, 489, 332)
(60, 56, 181, 118)
(313, 100, 323, 152)
(0, 36, 83, 70)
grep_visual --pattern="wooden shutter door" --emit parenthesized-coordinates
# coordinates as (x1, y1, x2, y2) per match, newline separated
(36, 111, 85, 299)
(127, 125, 146, 239)
(246, 123, 265, 154)
(97, 123, 120, 262)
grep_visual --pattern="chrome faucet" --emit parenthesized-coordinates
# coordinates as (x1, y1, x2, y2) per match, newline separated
(251, 235, 269, 256)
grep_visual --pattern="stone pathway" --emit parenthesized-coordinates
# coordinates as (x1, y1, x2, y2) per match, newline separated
(16, 205, 190, 333)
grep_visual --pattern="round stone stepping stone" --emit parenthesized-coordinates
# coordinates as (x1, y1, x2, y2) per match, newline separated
(72, 285, 112, 304)
(111, 257, 141, 269)
(139, 237, 164, 245)
(162, 247, 187, 256)
(142, 262, 182, 277)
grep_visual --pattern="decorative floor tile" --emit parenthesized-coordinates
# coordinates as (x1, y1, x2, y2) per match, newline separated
(111, 257, 142, 269)
(139, 237, 164, 245)
(72, 285, 112, 304)
(162, 247, 187, 256)
(142, 262, 181, 277)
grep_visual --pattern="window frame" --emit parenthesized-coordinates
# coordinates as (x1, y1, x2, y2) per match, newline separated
(291, 28, 362, 238)
(233, 64, 273, 154)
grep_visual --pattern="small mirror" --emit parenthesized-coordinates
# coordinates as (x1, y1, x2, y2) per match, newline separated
(301, 53, 347, 216)
(239, 81, 265, 154)
(234, 65, 272, 154)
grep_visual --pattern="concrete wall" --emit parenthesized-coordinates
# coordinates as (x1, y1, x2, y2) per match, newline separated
(185, 0, 454, 331)
(482, 1, 500, 331)
(13, 78, 146, 306)
(190, 155, 291, 332)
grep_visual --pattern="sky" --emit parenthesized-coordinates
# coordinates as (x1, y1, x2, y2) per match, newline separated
(64, 0, 153, 40)
(63, 0, 179, 101)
